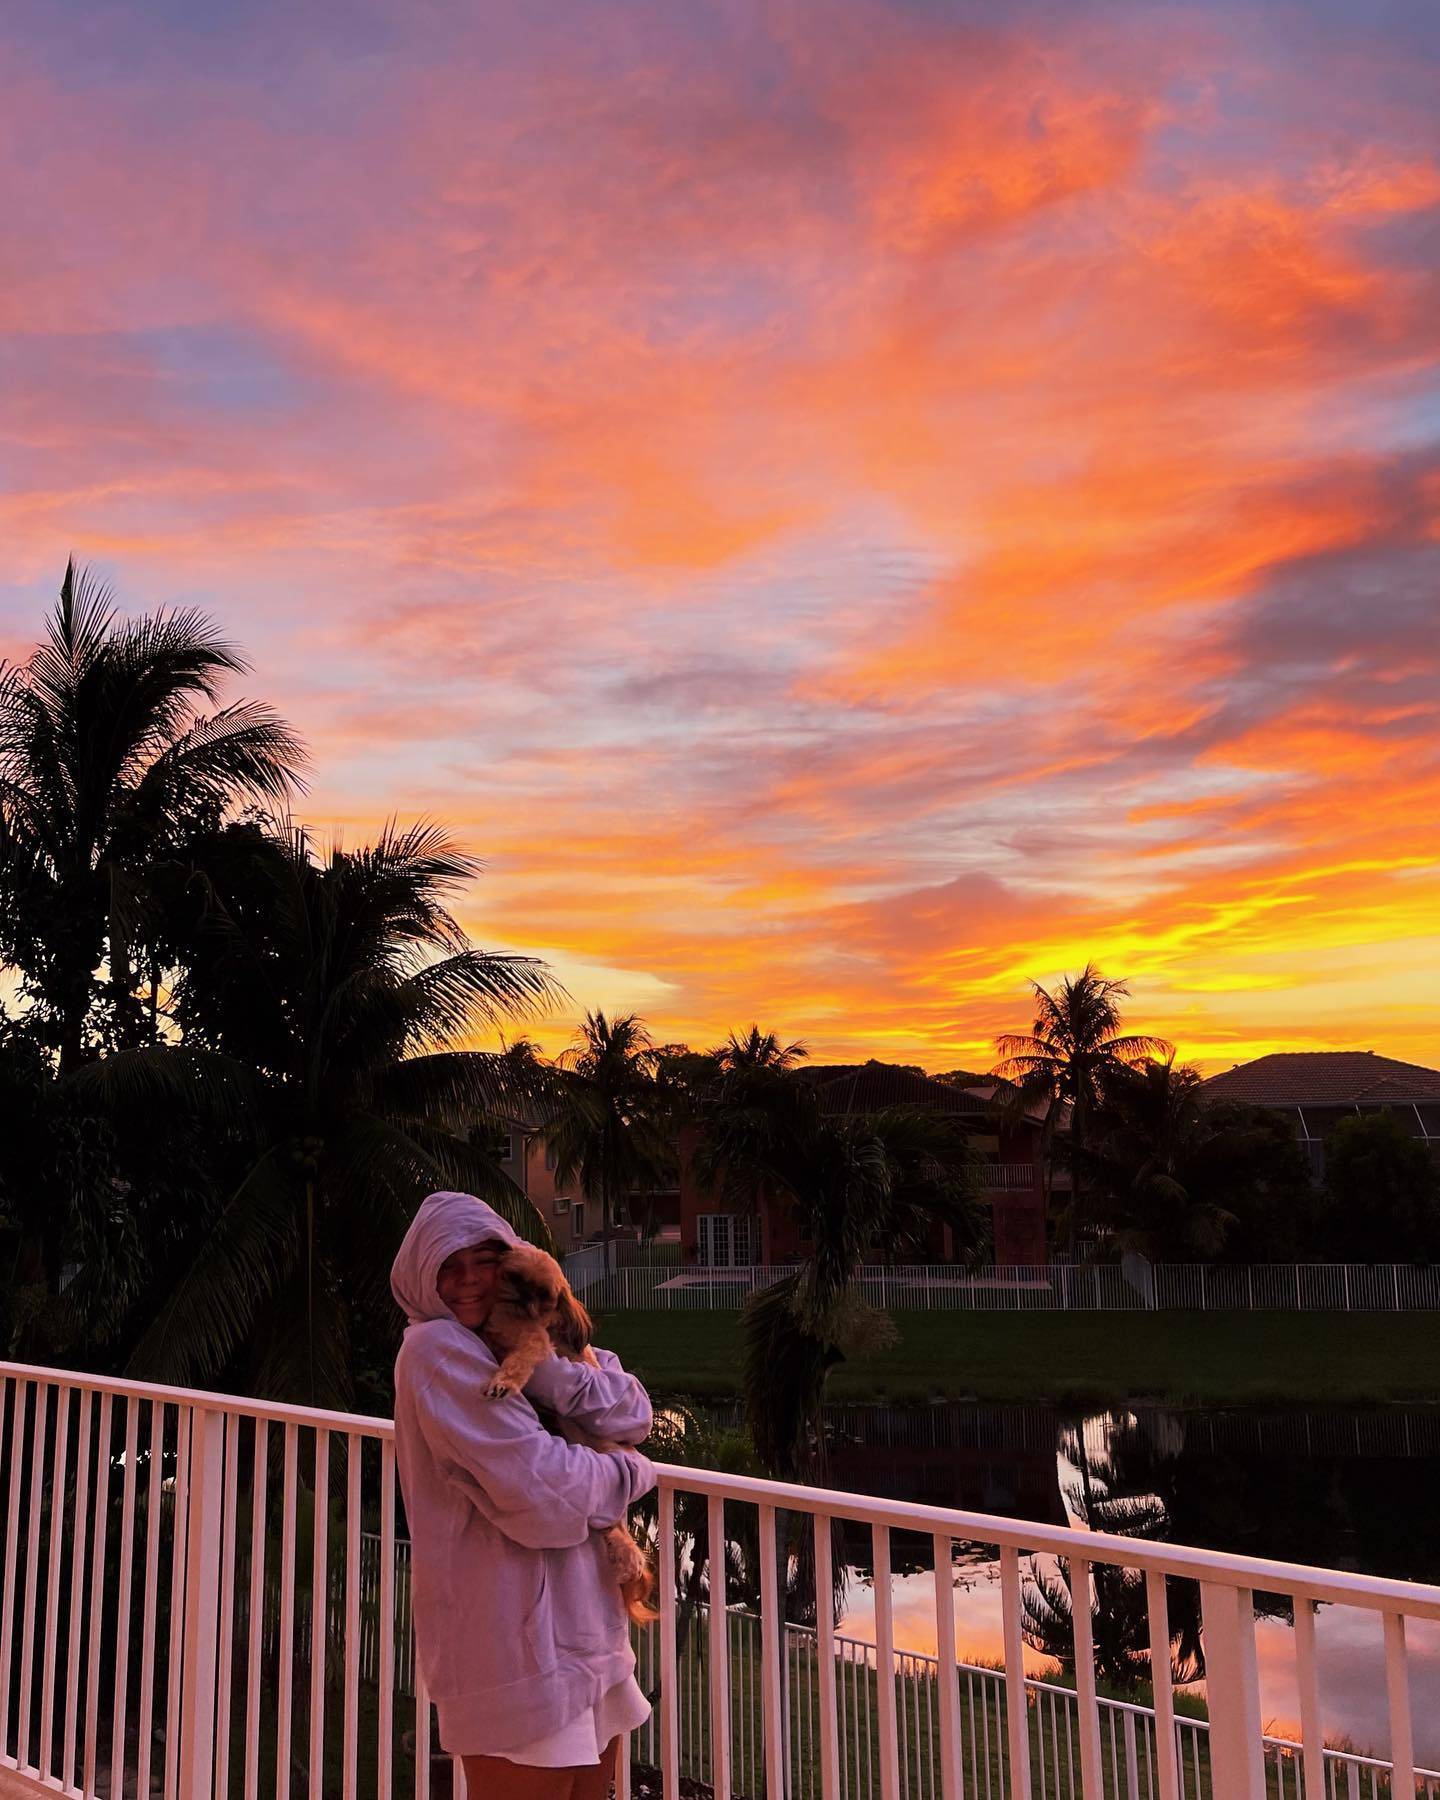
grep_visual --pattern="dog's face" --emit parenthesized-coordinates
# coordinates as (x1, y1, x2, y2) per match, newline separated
(494, 1242, 565, 1317)
(494, 1242, 594, 1352)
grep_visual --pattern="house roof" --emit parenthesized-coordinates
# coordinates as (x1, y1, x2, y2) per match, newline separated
(804, 1061, 990, 1118)
(1199, 1051, 1440, 1107)
(801, 1060, 1072, 1127)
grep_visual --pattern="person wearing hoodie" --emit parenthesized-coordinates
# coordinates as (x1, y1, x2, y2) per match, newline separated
(391, 1190, 658, 1798)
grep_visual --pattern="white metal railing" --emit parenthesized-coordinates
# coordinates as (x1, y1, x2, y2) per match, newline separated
(564, 1258, 1440, 1312)
(632, 1607, 1440, 1800)
(2, 1361, 1438, 1799)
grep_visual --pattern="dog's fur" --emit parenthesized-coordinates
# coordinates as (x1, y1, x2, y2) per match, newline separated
(480, 1242, 658, 1623)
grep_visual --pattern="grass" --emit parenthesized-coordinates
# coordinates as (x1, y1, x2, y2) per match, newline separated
(594, 1308, 1440, 1408)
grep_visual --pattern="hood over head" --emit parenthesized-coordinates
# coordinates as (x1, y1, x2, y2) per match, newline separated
(391, 1191, 521, 1325)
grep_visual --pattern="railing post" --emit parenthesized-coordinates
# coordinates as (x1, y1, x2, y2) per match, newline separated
(1198, 1583, 1265, 1800)
(179, 1404, 226, 1799)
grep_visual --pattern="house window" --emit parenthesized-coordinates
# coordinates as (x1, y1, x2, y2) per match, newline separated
(697, 1213, 758, 1267)
(553, 1195, 570, 1215)
(571, 1203, 586, 1240)
(545, 1144, 558, 1172)
(501, 1134, 516, 1164)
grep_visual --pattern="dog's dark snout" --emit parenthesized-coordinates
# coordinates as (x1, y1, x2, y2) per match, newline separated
(508, 1274, 551, 1315)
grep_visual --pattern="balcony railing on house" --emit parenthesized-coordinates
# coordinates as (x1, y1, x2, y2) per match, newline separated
(978, 1165, 1042, 1192)
(563, 1257, 1440, 1312)
(2, 1361, 1438, 1800)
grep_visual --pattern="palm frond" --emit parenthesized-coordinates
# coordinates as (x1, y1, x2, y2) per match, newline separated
(24, 562, 117, 713)
(66, 1042, 266, 1127)
(375, 1048, 551, 1126)
(247, 1259, 355, 1411)
(127, 1149, 298, 1386)
(127, 702, 307, 821)
(397, 950, 563, 1048)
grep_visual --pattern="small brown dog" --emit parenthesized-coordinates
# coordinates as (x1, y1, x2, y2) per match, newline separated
(481, 1242, 657, 1623)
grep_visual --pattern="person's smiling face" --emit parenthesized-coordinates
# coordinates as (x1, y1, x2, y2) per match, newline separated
(436, 1242, 506, 1329)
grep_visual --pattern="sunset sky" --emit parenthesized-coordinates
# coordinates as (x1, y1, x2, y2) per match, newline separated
(3, 0, 1438, 1072)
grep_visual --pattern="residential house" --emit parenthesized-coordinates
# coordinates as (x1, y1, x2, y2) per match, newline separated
(492, 1115, 682, 1252)
(1198, 1050, 1440, 1181)
(679, 1060, 1055, 1267)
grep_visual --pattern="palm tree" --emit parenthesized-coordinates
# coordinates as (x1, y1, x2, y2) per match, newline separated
(685, 1031, 987, 1480)
(721, 1025, 808, 1074)
(714, 1084, 985, 1480)
(0, 562, 304, 1073)
(1083, 1058, 1236, 1259)
(81, 818, 561, 1405)
(687, 1025, 812, 1232)
(546, 1011, 676, 1270)
(993, 964, 1171, 1257)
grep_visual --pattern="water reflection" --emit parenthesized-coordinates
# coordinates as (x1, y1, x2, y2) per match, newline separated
(757, 1401, 1440, 1767)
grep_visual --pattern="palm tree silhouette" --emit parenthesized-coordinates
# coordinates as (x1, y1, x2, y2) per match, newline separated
(0, 563, 304, 1346)
(0, 562, 304, 1074)
(82, 817, 561, 1404)
(545, 1011, 676, 1269)
(993, 964, 1171, 1257)
(1082, 1057, 1237, 1259)
(686, 1036, 985, 1481)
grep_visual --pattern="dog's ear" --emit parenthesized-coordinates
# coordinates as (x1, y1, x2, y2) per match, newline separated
(551, 1285, 594, 1355)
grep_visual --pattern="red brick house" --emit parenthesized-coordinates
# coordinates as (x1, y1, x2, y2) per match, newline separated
(492, 1115, 681, 1252)
(678, 1060, 1054, 1267)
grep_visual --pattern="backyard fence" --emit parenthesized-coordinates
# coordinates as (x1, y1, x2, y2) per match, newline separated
(563, 1256, 1440, 1312)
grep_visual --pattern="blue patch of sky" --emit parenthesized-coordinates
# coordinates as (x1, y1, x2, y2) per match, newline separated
(137, 324, 298, 419)
(1313, 372, 1440, 459)
(13, 0, 401, 78)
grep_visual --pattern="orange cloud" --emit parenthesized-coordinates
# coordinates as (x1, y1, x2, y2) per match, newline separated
(0, 0, 1437, 1074)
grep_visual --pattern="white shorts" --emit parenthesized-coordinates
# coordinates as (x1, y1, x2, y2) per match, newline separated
(496, 1674, 652, 1768)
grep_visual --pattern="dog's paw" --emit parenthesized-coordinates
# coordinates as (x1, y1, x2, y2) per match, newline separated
(605, 1532, 648, 1583)
(483, 1378, 512, 1399)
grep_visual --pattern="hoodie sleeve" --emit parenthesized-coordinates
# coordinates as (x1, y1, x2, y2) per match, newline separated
(414, 1347, 657, 1547)
(522, 1347, 654, 1443)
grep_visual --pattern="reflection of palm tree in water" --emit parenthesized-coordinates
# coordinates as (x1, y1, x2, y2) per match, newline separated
(1021, 1413, 1204, 1690)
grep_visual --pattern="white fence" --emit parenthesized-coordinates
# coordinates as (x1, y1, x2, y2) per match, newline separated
(1, 1360, 1438, 1799)
(563, 1258, 1440, 1312)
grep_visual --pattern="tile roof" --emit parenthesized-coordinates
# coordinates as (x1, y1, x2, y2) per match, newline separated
(1199, 1051, 1440, 1107)
(805, 1062, 988, 1118)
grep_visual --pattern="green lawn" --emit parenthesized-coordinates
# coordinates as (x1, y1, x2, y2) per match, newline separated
(594, 1308, 1440, 1407)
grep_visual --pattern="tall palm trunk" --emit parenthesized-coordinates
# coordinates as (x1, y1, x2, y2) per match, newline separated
(599, 1171, 611, 1273)
(57, 1013, 85, 1080)
(56, 960, 93, 1077)
(306, 1174, 318, 1405)
(1068, 1097, 1086, 1258)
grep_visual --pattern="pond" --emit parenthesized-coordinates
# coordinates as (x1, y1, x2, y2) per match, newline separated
(699, 1400, 1440, 1768)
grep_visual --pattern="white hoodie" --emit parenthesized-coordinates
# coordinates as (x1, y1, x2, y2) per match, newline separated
(391, 1191, 657, 1755)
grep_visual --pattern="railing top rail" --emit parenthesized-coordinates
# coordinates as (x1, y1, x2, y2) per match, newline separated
(6, 1358, 1439, 1624)
(0, 1359, 394, 1438)
(653, 1463, 1440, 1620)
